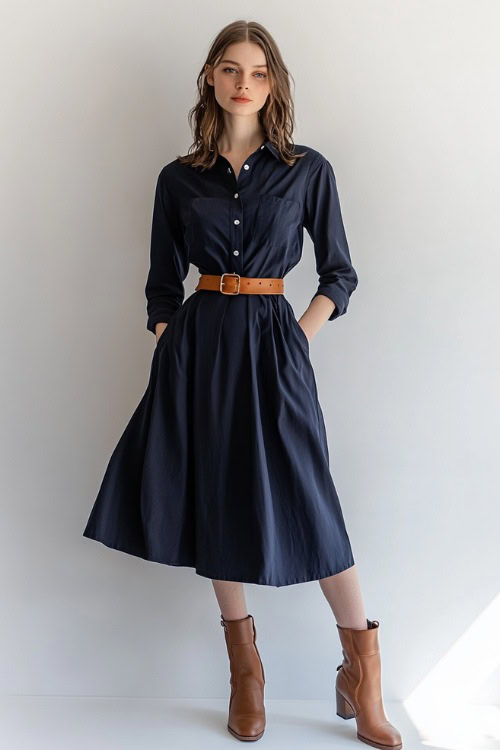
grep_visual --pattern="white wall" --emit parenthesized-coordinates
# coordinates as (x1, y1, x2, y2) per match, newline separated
(1, 0, 499, 706)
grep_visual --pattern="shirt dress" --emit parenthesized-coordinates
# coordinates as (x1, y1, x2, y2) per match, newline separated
(82, 137, 359, 587)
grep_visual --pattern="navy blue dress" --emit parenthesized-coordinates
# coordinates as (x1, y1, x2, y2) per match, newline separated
(82, 138, 359, 587)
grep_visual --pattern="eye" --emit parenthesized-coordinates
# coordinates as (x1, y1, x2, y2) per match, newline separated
(221, 67, 267, 79)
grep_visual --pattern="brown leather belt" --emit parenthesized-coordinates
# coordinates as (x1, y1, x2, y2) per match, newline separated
(195, 273, 284, 296)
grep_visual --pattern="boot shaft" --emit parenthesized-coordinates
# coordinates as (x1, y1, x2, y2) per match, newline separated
(220, 613, 266, 686)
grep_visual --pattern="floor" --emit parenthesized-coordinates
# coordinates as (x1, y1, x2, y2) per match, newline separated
(0, 696, 498, 749)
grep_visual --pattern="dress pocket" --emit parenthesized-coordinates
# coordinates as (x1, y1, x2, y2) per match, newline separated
(155, 307, 179, 346)
(155, 326, 168, 347)
(256, 194, 302, 238)
(292, 316, 310, 355)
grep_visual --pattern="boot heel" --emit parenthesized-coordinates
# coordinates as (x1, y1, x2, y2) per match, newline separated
(336, 688, 355, 720)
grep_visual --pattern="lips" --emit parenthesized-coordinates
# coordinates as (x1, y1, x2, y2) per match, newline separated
(232, 97, 251, 102)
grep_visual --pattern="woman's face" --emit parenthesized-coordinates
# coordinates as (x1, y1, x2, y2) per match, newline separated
(206, 41, 271, 117)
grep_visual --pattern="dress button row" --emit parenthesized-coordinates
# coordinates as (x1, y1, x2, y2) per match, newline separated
(234, 219, 240, 225)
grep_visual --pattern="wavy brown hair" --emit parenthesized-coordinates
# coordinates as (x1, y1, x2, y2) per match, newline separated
(177, 19, 307, 171)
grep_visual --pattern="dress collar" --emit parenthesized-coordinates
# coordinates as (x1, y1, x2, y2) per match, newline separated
(212, 138, 282, 163)
(261, 138, 281, 161)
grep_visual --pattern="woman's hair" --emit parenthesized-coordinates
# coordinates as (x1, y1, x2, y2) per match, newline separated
(177, 19, 306, 170)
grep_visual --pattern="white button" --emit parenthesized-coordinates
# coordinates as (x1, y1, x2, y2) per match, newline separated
(260, 145, 264, 149)
(234, 219, 240, 225)
(227, 167, 231, 173)
(234, 192, 239, 198)
(233, 250, 239, 256)
(243, 164, 249, 170)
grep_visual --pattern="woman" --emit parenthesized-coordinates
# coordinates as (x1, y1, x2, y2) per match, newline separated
(83, 19, 402, 749)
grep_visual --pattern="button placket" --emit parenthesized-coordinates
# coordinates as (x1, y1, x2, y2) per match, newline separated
(231, 196, 242, 267)
(224, 155, 257, 273)
(232, 190, 240, 256)
(228, 163, 248, 273)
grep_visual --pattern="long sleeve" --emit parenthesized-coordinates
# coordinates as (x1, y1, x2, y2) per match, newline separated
(145, 167, 190, 334)
(303, 155, 358, 321)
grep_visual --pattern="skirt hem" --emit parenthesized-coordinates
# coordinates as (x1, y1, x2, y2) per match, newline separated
(82, 530, 355, 588)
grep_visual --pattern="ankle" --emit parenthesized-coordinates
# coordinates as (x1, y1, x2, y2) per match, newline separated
(337, 618, 368, 630)
(221, 612, 250, 622)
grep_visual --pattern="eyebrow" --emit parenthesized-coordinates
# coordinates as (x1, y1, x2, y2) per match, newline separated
(219, 59, 268, 68)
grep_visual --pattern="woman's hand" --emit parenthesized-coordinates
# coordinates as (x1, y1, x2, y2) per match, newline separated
(298, 295, 337, 343)
(155, 322, 168, 344)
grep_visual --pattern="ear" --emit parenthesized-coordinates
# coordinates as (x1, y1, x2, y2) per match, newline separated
(204, 63, 213, 86)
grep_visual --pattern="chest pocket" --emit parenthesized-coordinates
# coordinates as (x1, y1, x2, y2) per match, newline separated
(256, 195, 302, 240)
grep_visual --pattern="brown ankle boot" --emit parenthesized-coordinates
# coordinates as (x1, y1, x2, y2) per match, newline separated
(220, 613, 266, 741)
(335, 619, 403, 749)
(220, 615, 266, 742)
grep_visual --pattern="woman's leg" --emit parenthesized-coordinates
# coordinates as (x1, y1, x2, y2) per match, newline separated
(318, 564, 368, 629)
(323, 565, 403, 747)
(212, 579, 248, 620)
(214, 580, 266, 740)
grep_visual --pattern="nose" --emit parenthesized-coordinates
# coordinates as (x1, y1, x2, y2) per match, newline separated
(236, 75, 251, 90)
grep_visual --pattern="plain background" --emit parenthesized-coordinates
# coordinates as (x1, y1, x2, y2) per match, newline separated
(1, 0, 499, 711)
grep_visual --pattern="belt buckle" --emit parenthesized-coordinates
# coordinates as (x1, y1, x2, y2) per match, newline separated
(220, 272, 241, 295)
